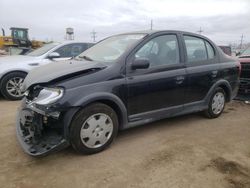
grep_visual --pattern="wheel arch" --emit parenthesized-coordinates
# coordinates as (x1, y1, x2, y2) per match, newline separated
(217, 83, 231, 102)
(73, 93, 128, 130)
(0, 70, 28, 86)
(205, 80, 232, 104)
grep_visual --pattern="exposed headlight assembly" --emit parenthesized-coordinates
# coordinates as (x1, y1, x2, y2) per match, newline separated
(32, 87, 64, 105)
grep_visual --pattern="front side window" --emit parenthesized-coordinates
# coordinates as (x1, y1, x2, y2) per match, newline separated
(12, 30, 28, 39)
(71, 45, 82, 57)
(135, 35, 180, 67)
(184, 36, 208, 63)
(54, 44, 71, 57)
(54, 43, 88, 58)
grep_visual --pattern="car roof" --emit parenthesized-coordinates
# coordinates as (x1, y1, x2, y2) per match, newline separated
(116, 30, 211, 41)
(121, 29, 201, 35)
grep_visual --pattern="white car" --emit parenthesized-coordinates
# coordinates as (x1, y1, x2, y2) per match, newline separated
(0, 41, 94, 100)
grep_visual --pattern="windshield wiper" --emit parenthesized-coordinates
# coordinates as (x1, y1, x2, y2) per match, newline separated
(78, 55, 93, 61)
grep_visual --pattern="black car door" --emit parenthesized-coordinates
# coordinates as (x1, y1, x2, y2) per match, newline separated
(183, 35, 220, 104)
(126, 34, 187, 120)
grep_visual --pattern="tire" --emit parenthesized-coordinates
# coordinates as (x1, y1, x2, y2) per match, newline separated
(204, 87, 226, 118)
(70, 103, 119, 154)
(0, 72, 27, 100)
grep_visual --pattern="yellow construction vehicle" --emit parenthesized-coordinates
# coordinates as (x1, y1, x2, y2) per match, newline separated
(0, 27, 44, 54)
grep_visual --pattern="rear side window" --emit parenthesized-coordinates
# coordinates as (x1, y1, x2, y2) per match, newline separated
(184, 36, 207, 63)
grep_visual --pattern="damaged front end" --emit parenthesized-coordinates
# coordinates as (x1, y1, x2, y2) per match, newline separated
(16, 85, 77, 156)
(15, 60, 107, 156)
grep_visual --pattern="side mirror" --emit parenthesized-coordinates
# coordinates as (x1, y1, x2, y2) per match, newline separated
(48, 52, 60, 59)
(131, 58, 150, 70)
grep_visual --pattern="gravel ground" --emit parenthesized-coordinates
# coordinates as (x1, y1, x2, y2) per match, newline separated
(0, 98, 250, 188)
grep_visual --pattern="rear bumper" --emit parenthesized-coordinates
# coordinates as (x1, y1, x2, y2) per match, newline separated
(16, 100, 79, 157)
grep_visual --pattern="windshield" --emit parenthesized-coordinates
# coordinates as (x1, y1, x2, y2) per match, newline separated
(241, 47, 250, 56)
(27, 43, 59, 56)
(78, 34, 146, 63)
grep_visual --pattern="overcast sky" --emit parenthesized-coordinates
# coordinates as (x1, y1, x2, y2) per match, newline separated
(0, 0, 249, 45)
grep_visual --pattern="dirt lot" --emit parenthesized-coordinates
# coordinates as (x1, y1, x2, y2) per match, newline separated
(0, 98, 250, 188)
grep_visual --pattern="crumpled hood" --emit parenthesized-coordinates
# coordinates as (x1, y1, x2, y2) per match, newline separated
(0, 55, 38, 66)
(22, 59, 106, 90)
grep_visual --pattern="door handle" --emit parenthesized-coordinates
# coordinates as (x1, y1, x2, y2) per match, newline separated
(211, 70, 218, 78)
(175, 76, 185, 84)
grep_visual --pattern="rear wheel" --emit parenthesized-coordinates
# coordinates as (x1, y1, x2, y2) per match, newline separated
(70, 103, 118, 154)
(204, 87, 226, 118)
(0, 72, 27, 100)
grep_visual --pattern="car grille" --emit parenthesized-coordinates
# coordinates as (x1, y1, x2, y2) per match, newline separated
(240, 62, 250, 79)
(239, 79, 250, 94)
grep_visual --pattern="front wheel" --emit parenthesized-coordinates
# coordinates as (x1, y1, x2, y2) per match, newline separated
(70, 103, 118, 154)
(0, 72, 27, 100)
(204, 87, 226, 118)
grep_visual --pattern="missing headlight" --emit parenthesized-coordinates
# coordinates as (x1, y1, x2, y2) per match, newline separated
(26, 85, 43, 101)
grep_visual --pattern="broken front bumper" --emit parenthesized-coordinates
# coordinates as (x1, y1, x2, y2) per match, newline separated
(16, 100, 79, 157)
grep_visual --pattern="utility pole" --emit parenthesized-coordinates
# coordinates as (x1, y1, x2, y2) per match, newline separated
(91, 30, 97, 42)
(150, 20, 153, 30)
(197, 27, 203, 35)
(240, 34, 244, 49)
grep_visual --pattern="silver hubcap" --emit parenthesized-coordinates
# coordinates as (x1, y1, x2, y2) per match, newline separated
(80, 113, 113, 148)
(6, 77, 24, 97)
(212, 92, 225, 114)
